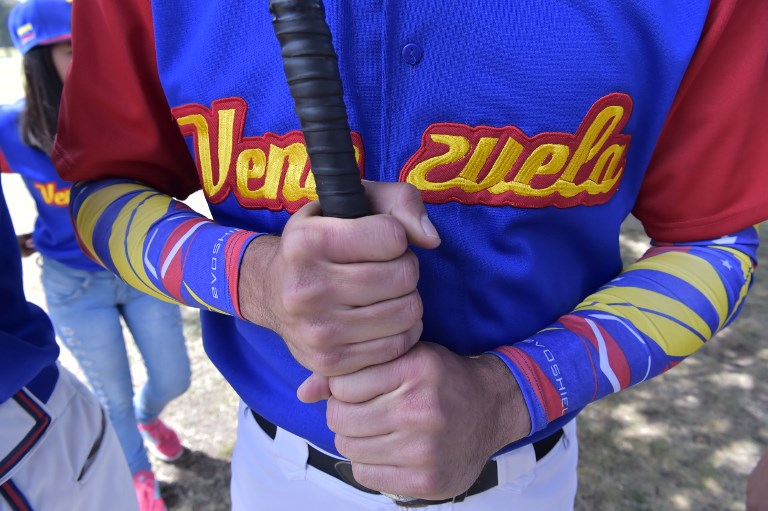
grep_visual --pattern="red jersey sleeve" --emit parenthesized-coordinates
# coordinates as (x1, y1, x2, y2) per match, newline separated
(633, 0, 768, 243)
(52, 0, 199, 199)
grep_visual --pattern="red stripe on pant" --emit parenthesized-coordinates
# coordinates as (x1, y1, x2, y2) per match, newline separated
(0, 390, 51, 480)
(0, 480, 32, 511)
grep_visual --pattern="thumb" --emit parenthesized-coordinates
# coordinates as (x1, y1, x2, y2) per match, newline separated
(297, 373, 332, 403)
(363, 181, 441, 249)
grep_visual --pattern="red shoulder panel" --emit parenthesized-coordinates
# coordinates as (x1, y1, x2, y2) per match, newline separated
(634, 0, 768, 242)
(52, 0, 199, 198)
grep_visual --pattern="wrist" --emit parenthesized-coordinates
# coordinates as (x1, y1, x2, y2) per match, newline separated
(237, 234, 280, 326)
(473, 354, 531, 454)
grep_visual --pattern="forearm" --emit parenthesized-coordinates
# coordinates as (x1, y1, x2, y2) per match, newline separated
(70, 178, 262, 317)
(492, 226, 759, 434)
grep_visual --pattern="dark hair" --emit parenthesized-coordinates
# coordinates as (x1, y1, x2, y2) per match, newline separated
(20, 45, 64, 155)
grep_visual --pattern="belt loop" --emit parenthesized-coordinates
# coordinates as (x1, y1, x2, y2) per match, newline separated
(267, 420, 310, 481)
(494, 443, 537, 493)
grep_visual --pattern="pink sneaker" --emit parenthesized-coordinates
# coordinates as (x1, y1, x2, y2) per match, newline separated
(138, 418, 184, 462)
(133, 470, 167, 511)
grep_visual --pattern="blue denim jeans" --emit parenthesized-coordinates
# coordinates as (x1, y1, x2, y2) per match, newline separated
(40, 256, 191, 475)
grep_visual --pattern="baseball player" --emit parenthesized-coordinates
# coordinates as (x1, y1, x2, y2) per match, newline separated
(0, 179, 138, 509)
(53, 0, 767, 509)
(1, 2, 191, 509)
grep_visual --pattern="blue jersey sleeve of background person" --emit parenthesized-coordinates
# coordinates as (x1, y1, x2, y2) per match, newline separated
(55, 0, 768, 456)
(0, 100, 101, 271)
(0, 173, 59, 404)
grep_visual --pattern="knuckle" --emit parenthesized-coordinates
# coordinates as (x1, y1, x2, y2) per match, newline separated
(333, 435, 347, 456)
(403, 291, 423, 325)
(277, 268, 327, 317)
(334, 436, 361, 462)
(351, 464, 379, 491)
(398, 386, 444, 432)
(397, 252, 420, 290)
(309, 353, 337, 375)
(402, 391, 434, 427)
(413, 344, 443, 374)
(280, 276, 316, 314)
(398, 182, 425, 212)
(387, 330, 418, 360)
(307, 345, 345, 375)
(413, 467, 452, 499)
(304, 316, 336, 345)
(281, 223, 319, 261)
(380, 215, 408, 253)
(327, 375, 346, 399)
(288, 320, 345, 374)
(326, 400, 344, 433)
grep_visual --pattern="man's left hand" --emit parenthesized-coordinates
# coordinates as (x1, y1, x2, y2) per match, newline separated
(323, 342, 531, 501)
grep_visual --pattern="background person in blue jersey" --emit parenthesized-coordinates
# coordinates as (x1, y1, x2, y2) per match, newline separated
(53, 1, 767, 510)
(0, 2, 191, 510)
(0, 172, 138, 510)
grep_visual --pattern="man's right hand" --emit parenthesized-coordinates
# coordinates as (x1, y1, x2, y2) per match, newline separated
(237, 181, 441, 379)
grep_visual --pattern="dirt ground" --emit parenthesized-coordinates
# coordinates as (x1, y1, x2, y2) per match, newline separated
(3, 51, 767, 510)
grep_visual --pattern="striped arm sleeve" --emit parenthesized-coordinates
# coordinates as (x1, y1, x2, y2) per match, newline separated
(492, 226, 759, 435)
(70, 178, 262, 318)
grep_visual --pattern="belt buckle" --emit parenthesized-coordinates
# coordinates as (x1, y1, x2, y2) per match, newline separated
(334, 461, 455, 508)
(390, 497, 437, 508)
(332, 461, 379, 495)
(388, 493, 465, 508)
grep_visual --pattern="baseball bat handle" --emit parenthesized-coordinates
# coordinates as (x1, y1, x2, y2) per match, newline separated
(270, 0, 371, 219)
(269, 1, 418, 504)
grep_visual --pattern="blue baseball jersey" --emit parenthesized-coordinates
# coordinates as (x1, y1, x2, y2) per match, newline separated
(0, 100, 101, 271)
(55, 0, 768, 456)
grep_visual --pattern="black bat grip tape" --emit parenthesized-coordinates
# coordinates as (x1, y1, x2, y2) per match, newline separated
(270, 0, 371, 219)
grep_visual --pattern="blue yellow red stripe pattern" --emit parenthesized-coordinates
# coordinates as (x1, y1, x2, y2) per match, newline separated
(493, 227, 758, 433)
(70, 179, 261, 317)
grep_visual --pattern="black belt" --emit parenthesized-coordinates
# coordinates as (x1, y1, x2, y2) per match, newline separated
(250, 409, 563, 507)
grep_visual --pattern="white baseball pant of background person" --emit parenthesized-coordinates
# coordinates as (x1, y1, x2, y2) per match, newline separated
(0, 364, 138, 511)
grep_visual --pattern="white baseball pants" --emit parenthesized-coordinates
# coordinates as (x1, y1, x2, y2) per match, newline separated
(231, 401, 578, 510)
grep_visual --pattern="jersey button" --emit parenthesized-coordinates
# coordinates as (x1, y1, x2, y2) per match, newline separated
(401, 43, 423, 66)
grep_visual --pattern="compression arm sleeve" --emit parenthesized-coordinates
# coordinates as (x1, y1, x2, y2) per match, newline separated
(491, 227, 758, 434)
(70, 178, 262, 318)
